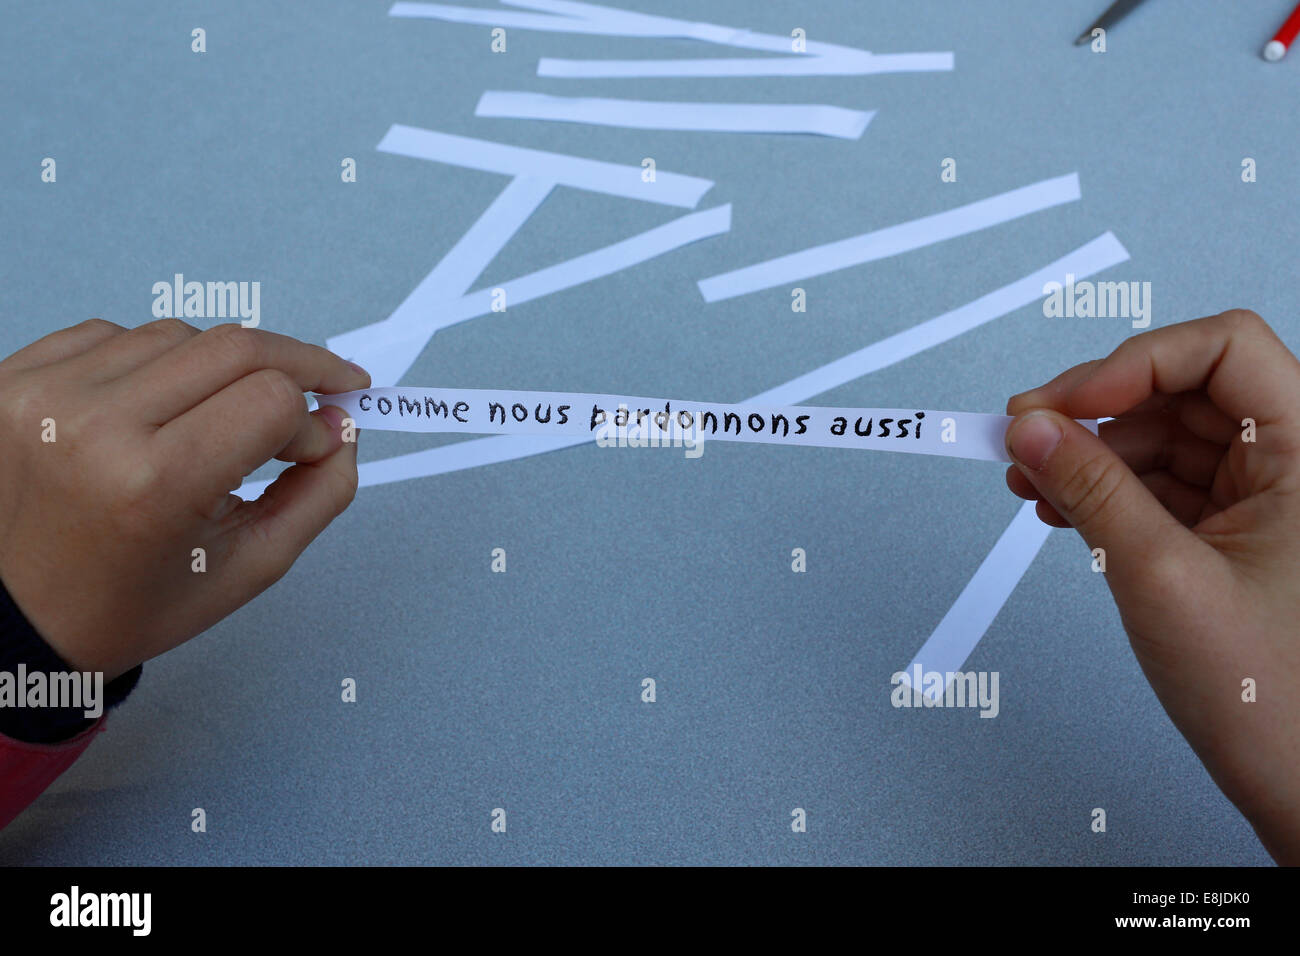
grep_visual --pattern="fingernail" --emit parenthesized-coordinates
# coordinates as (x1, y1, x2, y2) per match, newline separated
(1007, 412, 1063, 470)
(346, 361, 369, 379)
(1006, 386, 1044, 416)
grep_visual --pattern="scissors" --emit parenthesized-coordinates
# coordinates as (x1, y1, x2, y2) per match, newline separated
(1075, 0, 1152, 45)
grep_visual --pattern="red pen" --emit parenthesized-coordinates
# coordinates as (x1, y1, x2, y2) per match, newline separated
(1263, 1, 1300, 61)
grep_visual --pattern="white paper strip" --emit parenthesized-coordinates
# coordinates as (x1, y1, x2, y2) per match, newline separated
(537, 52, 954, 78)
(499, 0, 842, 53)
(377, 124, 713, 208)
(239, 232, 1128, 499)
(898, 500, 1051, 698)
(319, 386, 1048, 462)
(389, 1, 662, 36)
(326, 204, 732, 385)
(475, 91, 875, 139)
(394, 0, 871, 58)
(698, 173, 1083, 303)
(500, 0, 859, 55)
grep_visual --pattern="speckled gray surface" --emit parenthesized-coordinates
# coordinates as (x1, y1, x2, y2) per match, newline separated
(1, 0, 1294, 865)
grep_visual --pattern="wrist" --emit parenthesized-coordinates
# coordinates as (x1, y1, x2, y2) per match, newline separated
(0, 574, 142, 744)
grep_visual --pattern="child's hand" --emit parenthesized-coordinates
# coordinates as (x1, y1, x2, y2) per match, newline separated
(0, 319, 368, 681)
(1004, 309, 1300, 864)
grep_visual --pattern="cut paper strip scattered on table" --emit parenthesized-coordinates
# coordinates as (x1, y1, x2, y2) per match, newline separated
(537, 52, 954, 79)
(476, 91, 875, 139)
(393, 0, 873, 57)
(314, 386, 1099, 464)
(899, 499, 1050, 698)
(497, 0, 870, 55)
(698, 172, 1083, 302)
(377, 124, 713, 208)
(390, 0, 690, 37)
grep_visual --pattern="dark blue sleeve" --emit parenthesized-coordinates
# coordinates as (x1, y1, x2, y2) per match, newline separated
(0, 577, 141, 744)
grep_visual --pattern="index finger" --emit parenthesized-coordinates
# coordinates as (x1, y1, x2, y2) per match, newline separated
(120, 323, 370, 424)
(1007, 359, 1102, 417)
(1063, 310, 1300, 430)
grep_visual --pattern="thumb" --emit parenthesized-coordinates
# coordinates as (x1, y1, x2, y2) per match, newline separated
(1005, 409, 1193, 585)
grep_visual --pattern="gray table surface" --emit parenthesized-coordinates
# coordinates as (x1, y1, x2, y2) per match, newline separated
(1, 0, 1295, 865)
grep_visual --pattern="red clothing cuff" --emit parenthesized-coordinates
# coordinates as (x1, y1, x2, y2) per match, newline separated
(0, 716, 104, 830)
